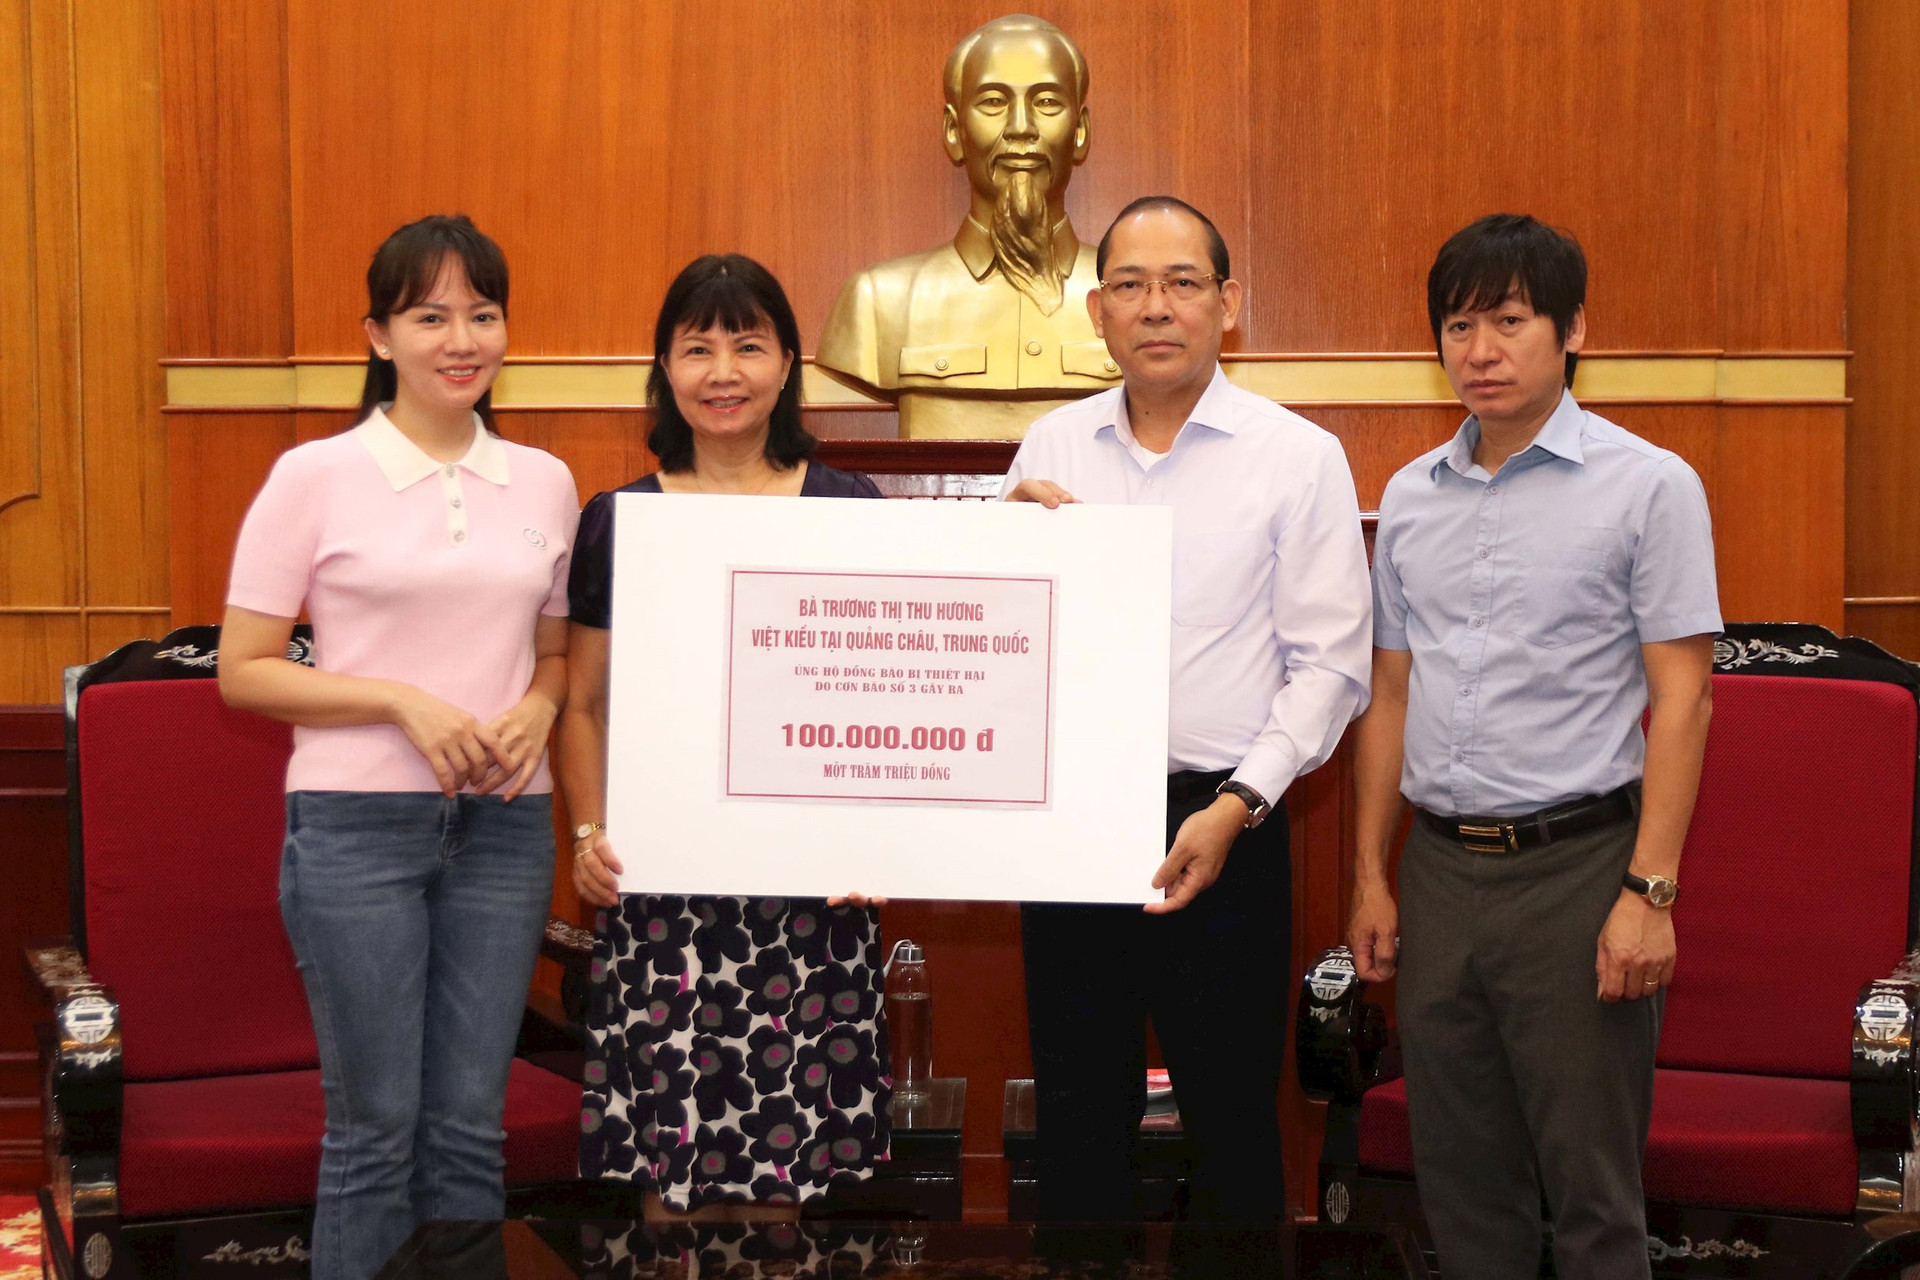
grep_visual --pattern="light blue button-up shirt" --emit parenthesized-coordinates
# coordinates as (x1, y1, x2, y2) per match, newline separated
(1373, 391, 1721, 817)
(1005, 368, 1373, 804)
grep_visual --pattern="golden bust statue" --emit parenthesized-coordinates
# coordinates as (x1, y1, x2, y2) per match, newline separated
(816, 14, 1119, 439)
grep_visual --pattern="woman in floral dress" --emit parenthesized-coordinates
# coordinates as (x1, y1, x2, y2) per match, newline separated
(557, 254, 890, 1211)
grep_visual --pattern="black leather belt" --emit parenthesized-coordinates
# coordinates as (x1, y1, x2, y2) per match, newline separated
(1167, 768, 1235, 806)
(1416, 784, 1639, 855)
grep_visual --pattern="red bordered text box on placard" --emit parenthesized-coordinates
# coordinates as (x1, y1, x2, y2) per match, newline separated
(723, 569, 1055, 805)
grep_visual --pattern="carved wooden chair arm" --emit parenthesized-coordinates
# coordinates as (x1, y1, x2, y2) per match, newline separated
(1296, 945, 1389, 1106)
(540, 916, 593, 970)
(1852, 951, 1920, 1215)
(24, 938, 97, 1006)
(539, 916, 595, 1029)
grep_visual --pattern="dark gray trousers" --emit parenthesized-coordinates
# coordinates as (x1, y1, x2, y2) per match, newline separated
(1397, 815, 1661, 1280)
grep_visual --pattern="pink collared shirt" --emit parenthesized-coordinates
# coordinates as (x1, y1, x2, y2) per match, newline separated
(227, 408, 580, 794)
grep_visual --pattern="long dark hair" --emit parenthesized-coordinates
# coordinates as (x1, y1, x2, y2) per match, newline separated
(355, 214, 510, 430)
(647, 254, 815, 472)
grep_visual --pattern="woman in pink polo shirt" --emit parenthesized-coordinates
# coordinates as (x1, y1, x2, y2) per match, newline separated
(218, 215, 579, 1280)
(558, 255, 892, 1226)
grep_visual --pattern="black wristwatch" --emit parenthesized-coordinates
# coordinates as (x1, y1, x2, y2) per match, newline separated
(1215, 780, 1271, 829)
(1622, 871, 1679, 908)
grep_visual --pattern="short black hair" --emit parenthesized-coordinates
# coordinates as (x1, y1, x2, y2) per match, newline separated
(646, 254, 816, 473)
(1096, 196, 1230, 281)
(1427, 214, 1587, 386)
(357, 214, 509, 431)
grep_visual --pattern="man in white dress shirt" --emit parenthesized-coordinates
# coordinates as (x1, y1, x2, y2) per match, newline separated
(1003, 196, 1373, 1223)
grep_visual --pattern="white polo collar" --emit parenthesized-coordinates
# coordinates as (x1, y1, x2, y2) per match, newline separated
(356, 406, 509, 491)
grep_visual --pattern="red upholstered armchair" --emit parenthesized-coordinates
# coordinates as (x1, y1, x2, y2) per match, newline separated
(1297, 623, 1920, 1280)
(26, 625, 592, 1280)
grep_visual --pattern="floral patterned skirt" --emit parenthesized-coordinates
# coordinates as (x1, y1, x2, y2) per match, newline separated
(579, 895, 891, 1208)
(580, 1220, 888, 1278)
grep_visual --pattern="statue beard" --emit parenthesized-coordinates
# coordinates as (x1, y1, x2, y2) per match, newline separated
(989, 167, 1065, 315)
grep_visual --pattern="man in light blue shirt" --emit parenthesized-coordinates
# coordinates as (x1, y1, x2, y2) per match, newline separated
(1347, 214, 1719, 1280)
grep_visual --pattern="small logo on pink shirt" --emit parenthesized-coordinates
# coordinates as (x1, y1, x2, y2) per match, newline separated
(523, 528, 548, 549)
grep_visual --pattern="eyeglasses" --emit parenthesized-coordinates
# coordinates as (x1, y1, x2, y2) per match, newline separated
(1097, 273, 1222, 304)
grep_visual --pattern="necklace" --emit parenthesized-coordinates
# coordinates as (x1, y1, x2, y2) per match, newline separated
(691, 465, 780, 496)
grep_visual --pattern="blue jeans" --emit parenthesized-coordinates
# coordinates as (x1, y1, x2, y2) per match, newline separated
(281, 791, 554, 1280)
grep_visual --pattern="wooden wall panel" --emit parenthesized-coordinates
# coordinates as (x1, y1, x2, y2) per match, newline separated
(1847, 607, 1920, 666)
(0, 0, 39, 513)
(0, 615, 83, 704)
(1847, 0, 1920, 659)
(166, 413, 295, 627)
(0, 0, 82, 606)
(1, 0, 169, 702)
(74, 0, 169, 609)
(283, 1, 670, 357)
(1250, 0, 1845, 356)
(1713, 407, 1846, 631)
(1307, 407, 1461, 511)
(1248, 0, 1720, 354)
(495, 411, 654, 506)
(1716, 1, 1848, 352)
(161, 0, 292, 358)
(279, 0, 1251, 360)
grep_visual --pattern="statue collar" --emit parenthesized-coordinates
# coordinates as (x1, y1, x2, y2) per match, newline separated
(955, 214, 1080, 281)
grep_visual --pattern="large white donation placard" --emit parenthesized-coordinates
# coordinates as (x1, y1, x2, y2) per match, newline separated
(606, 493, 1170, 903)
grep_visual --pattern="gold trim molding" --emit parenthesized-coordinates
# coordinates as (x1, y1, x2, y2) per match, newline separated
(164, 353, 1849, 412)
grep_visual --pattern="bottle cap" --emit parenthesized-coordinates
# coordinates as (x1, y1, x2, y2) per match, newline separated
(890, 939, 925, 966)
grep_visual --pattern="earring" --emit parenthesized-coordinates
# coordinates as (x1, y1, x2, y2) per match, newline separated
(377, 348, 390, 359)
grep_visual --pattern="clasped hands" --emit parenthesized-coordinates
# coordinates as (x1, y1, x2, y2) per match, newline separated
(390, 684, 556, 800)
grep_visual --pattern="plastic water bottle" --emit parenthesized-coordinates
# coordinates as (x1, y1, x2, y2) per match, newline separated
(886, 939, 933, 1100)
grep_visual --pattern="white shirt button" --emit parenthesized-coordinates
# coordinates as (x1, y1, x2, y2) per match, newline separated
(453, 530, 466, 543)
(1477, 548, 1490, 559)
(1469, 617, 1484, 629)
(450, 496, 462, 508)
(1025, 341, 1043, 356)
(1487, 485, 1500, 496)
(444, 464, 457, 478)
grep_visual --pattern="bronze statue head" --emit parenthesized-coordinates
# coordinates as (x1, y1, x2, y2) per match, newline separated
(942, 15, 1090, 313)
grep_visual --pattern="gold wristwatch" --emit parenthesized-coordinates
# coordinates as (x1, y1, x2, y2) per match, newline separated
(1622, 871, 1678, 908)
